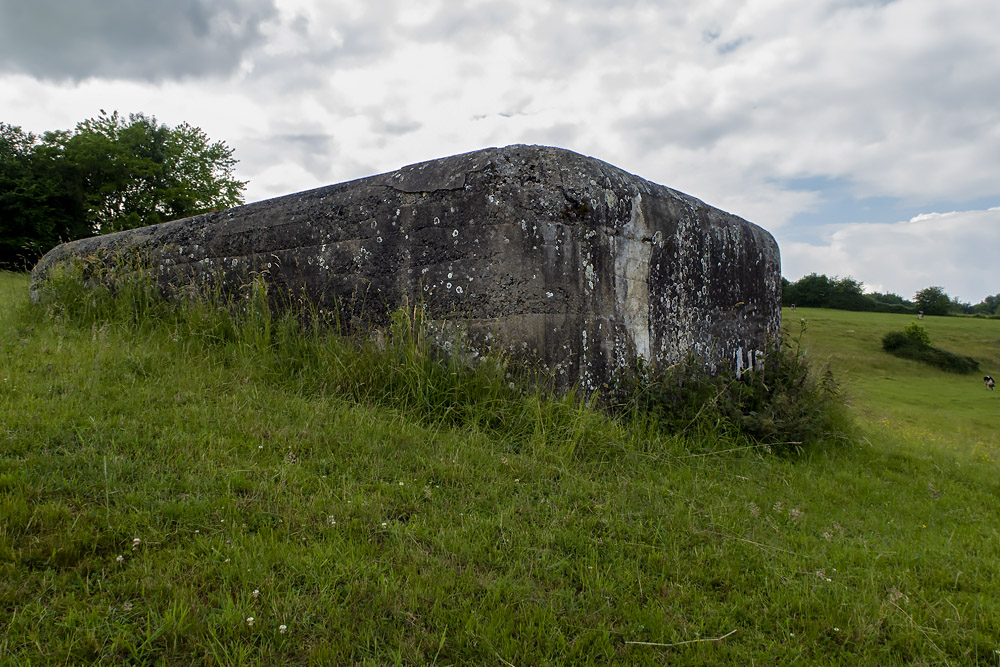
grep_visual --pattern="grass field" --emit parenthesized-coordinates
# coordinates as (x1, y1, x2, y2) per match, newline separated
(790, 307, 1000, 464)
(2, 272, 999, 665)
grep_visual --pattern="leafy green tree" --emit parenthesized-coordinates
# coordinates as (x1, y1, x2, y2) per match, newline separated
(783, 273, 831, 307)
(827, 276, 873, 311)
(51, 111, 246, 234)
(0, 123, 88, 269)
(914, 286, 952, 316)
(783, 273, 878, 311)
(1, 112, 246, 267)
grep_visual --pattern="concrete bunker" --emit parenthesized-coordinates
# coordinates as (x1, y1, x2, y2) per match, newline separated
(31, 144, 782, 392)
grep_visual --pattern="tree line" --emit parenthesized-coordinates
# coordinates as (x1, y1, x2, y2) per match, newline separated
(783, 273, 1000, 317)
(0, 111, 246, 269)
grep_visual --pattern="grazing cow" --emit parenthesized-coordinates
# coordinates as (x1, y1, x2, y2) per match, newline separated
(985, 376, 995, 390)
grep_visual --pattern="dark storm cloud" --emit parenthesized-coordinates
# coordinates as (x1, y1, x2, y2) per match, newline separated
(0, 0, 278, 82)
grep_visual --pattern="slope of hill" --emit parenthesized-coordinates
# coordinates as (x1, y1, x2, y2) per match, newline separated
(790, 307, 1000, 463)
(1, 273, 998, 664)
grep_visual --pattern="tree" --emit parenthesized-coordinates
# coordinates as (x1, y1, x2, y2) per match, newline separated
(0, 112, 246, 267)
(827, 276, 872, 311)
(869, 291, 910, 307)
(783, 273, 831, 307)
(971, 294, 1000, 316)
(0, 123, 88, 269)
(914, 286, 952, 316)
(50, 111, 246, 234)
(949, 296, 972, 315)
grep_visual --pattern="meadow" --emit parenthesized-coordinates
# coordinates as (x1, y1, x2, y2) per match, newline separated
(1, 271, 999, 665)
(789, 307, 1000, 464)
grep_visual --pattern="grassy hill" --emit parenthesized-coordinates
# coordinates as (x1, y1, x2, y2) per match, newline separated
(789, 307, 1000, 464)
(2, 272, 999, 665)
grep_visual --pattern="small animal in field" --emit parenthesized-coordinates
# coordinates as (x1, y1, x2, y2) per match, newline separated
(984, 376, 995, 390)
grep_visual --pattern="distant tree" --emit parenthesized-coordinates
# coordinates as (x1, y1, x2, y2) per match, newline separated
(949, 296, 972, 315)
(914, 286, 952, 316)
(783, 273, 831, 307)
(865, 291, 914, 314)
(971, 294, 1000, 315)
(827, 276, 873, 311)
(869, 291, 911, 307)
(783, 273, 879, 311)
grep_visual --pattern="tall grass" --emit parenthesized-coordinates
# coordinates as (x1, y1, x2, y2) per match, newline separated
(4, 271, 999, 664)
(32, 262, 617, 458)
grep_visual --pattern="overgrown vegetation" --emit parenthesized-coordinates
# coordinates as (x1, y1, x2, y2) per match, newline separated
(33, 260, 623, 451)
(35, 259, 850, 453)
(882, 322, 980, 374)
(626, 320, 846, 454)
(4, 272, 1000, 664)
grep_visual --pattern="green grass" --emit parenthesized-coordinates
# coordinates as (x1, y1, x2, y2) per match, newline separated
(788, 307, 1000, 464)
(2, 273, 1000, 664)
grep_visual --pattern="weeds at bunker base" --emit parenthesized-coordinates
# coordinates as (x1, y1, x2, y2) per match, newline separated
(30, 259, 842, 453)
(31, 144, 781, 392)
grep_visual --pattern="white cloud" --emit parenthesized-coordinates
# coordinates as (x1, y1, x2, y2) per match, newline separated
(780, 207, 1000, 303)
(1, 0, 999, 295)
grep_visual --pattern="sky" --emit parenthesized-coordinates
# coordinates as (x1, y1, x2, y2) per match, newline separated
(1, 0, 998, 303)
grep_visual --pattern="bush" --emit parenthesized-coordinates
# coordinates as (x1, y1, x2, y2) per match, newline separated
(881, 326, 979, 374)
(903, 322, 932, 346)
(624, 321, 849, 452)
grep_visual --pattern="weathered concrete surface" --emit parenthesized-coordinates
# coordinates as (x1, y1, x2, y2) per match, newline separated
(31, 144, 781, 392)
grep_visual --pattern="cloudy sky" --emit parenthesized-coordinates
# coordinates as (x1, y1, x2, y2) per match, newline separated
(2, 0, 998, 302)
